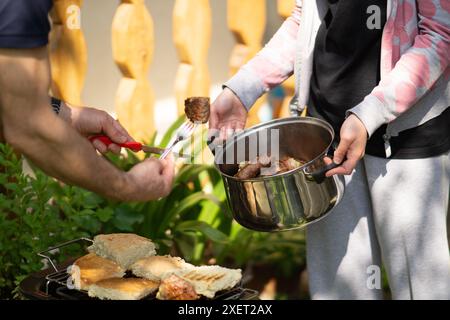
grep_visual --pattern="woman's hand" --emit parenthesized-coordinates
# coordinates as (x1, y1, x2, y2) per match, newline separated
(209, 88, 248, 142)
(326, 114, 368, 177)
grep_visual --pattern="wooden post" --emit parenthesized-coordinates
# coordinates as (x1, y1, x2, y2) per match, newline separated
(173, 0, 212, 116)
(49, 0, 87, 105)
(227, 0, 266, 127)
(276, 0, 295, 118)
(112, 0, 155, 141)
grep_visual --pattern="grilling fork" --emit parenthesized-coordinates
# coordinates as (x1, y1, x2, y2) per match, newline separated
(159, 121, 196, 159)
(88, 135, 187, 157)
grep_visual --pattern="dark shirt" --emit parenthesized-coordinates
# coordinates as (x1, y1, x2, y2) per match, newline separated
(308, 0, 450, 159)
(0, 0, 53, 49)
(366, 108, 450, 159)
(309, 0, 386, 135)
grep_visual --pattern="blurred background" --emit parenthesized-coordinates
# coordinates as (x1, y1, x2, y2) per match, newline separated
(80, 0, 285, 133)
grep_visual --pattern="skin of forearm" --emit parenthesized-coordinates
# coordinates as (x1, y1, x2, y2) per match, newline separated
(0, 48, 132, 200)
(8, 107, 131, 200)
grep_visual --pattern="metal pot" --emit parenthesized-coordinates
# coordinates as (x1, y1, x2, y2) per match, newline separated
(213, 116, 345, 232)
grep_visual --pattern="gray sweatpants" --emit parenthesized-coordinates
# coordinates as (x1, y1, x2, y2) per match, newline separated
(306, 152, 450, 300)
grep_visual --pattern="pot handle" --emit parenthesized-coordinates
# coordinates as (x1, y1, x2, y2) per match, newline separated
(307, 142, 346, 183)
(207, 136, 217, 156)
(309, 160, 342, 183)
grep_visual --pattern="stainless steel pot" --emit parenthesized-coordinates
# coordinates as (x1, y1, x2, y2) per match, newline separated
(213, 117, 345, 232)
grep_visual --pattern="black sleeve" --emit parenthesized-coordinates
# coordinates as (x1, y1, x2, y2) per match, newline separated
(0, 0, 53, 49)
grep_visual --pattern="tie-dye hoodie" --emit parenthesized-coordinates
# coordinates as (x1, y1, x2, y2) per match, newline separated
(225, 0, 449, 152)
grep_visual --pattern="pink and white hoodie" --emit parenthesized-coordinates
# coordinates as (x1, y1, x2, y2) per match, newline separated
(225, 0, 449, 155)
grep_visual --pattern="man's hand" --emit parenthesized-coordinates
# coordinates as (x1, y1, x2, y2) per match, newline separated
(123, 155, 175, 201)
(209, 88, 247, 141)
(60, 103, 133, 154)
(326, 114, 368, 177)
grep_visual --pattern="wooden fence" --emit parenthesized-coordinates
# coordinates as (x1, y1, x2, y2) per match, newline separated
(49, 0, 295, 140)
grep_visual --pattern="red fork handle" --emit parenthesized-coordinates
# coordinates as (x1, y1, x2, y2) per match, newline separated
(88, 135, 143, 152)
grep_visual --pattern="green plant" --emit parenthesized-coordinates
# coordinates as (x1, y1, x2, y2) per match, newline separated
(0, 116, 308, 299)
(0, 118, 231, 298)
(0, 144, 101, 298)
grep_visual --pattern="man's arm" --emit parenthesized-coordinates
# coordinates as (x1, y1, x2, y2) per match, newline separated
(0, 47, 173, 201)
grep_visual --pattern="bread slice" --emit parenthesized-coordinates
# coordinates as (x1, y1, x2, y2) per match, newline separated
(162, 265, 242, 298)
(156, 274, 199, 300)
(88, 278, 160, 300)
(87, 233, 156, 269)
(68, 253, 125, 290)
(131, 255, 194, 281)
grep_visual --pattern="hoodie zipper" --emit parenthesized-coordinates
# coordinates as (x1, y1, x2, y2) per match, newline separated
(383, 133, 392, 158)
(383, 124, 393, 158)
(381, 0, 394, 160)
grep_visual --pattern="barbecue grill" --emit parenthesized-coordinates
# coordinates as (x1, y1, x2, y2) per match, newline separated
(19, 238, 259, 300)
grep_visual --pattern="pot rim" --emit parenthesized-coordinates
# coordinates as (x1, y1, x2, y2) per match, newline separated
(214, 116, 336, 182)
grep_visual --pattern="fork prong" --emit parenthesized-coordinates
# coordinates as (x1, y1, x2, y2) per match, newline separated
(185, 123, 196, 135)
(186, 122, 195, 132)
(177, 122, 188, 132)
(183, 121, 194, 129)
(178, 121, 195, 137)
(178, 121, 192, 134)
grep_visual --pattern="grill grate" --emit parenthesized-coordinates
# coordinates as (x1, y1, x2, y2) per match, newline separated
(23, 237, 259, 300)
(43, 270, 256, 300)
(45, 269, 72, 295)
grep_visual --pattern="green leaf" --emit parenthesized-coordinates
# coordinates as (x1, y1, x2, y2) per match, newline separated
(73, 215, 102, 234)
(175, 164, 213, 184)
(82, 192, 104, 208)
(4, 183, 19, 192)
(96, 208, 114, 223)
(112, 206, 144, 232)
(158, 116, 186, 148)
(175, 233, 196, 262)
(175, 220, 229, 244)
(79, 209, 96, 216)
(157, 192, 221, 236)
(138, 198, 172, 239)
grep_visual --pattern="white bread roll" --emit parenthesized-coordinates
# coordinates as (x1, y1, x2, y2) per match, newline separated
(87, 233, 156, 269)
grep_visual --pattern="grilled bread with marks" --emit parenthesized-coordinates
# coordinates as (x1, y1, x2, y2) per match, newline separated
(88, 277, 159, 300)
(162, 265, 242, 298)
(87, 233, 156, 269)
(131, 255, 194, 282)
(156, 274, 199, 300)
(69, 253, 125, 290)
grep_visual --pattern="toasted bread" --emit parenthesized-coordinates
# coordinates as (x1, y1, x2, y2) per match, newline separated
(68, 253, 125, 290)
(87, 233, 156, 269)
(88, 277, 159, 300)
(131, 255, 194, 281)
(156, 274, 199, 300)
(163, 265, 242, 298)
